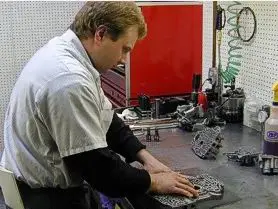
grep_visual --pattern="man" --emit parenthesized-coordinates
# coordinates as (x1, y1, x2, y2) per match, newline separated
(0, 2, 198, 208)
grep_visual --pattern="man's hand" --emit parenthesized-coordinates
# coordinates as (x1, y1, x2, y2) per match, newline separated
(149, 172, 199, 198)
(136, 149, 171, 174)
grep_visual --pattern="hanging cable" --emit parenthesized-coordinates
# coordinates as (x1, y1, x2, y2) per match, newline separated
(236, 7, 257, 42)
(216, 5, 226, 103)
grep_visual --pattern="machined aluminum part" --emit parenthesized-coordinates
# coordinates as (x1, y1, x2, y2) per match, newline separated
(259, 154, 278, 175)
(223, 147, 259, 166)
(128, 118, 179, 131)
(151, 174, 224, 208)
(191, 126, 223, 159)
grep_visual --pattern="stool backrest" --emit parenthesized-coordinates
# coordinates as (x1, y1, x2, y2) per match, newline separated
(0, 167, 24, 209)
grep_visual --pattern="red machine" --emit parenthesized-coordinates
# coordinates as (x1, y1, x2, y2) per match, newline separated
(101, 2, 203, 107)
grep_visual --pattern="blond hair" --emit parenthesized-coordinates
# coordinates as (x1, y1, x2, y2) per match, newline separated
(70, 1, 147, 41)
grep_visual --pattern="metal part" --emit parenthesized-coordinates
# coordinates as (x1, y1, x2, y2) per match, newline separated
(151, 173, 224, 208)
(175, 105, 203, 132)
(131, 123, 179, 132)
(145, 128, 160, 142)
(208, 67, 218, 92)
(146, 128, 152, 142)
(154, 128, 160, 141)
(223, 147, 259, 166)
(191, 74, 202, 107)
(220, 96, 245, 123)
(204, 106, 226, 127)
(133, 131, 145, 137)
(128, 118, 179, 132)
(258, 110, 269, 124)
(176, 105, 199, 118)
(175, 102, 226, 132)
(134, 107, 152, 119)
(126, 118, 176, 125)
(155, 98, 160, 119)
(274, 159, 278, 174)
(259, 154, 278, 175)
(153, 96, 190, 117)
(191, 127, 223, 159)
(219, 83, 245, 123)
(138, 95, 151, 111)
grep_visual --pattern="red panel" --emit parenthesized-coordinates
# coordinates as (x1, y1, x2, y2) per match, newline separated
(130, 5, 203, 99)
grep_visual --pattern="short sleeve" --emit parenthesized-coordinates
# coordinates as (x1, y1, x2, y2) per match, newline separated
(37, 83, 108, 158)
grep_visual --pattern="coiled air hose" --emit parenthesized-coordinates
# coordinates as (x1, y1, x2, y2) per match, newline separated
(220, 1, 242, 84)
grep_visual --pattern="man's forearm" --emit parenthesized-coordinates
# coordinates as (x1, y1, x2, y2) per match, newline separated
(106, 112, 146, 163)
(136, 149, 172, 174)
(136, 149, 157, 164)
(64, 148, 151, 197)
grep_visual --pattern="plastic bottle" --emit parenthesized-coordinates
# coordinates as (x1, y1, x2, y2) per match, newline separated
(263, 81, 278, 155)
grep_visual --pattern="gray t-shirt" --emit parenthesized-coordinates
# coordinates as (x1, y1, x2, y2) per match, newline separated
(0, 29, 114, 188)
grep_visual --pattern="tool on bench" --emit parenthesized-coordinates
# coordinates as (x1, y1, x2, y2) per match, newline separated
(223, 147, 259, 166)
(219, 78, 245, 123)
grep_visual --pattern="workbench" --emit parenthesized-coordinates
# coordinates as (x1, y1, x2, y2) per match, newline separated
(134, 124, 278, 209)
(1, 124, 277, 209)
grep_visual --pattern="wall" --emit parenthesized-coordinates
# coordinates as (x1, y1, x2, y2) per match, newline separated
(214, 1, 278, 105)
(202, 2, 214, 85)
(0, 2, 215, 152)
(0, 1, 85, 151)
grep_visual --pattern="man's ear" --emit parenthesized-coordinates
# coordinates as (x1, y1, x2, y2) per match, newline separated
(94, 25, 107, 42)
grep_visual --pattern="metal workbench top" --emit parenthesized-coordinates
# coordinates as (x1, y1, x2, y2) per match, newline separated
(137, 124, 278, 209)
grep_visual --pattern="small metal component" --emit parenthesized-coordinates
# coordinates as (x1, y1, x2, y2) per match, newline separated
(128, 118, 179, 132)
(155, 98, 160, 119)
(273, 159, 278, 174)
(153, 128, 159, 141)
(138, 94, 151, 111)
(219, 84, 245, 123)
(175, 104, 226, 132)
(146, 127, 151, 141)
(259, 154, 278, 175)
(263, 158, 271, 174)
(204, 107, 226, 127)
(191, 127, 223, 159)
(135, 107, 152, 119)
(176, 105, 201, 132)
(223, 147, 259, 166)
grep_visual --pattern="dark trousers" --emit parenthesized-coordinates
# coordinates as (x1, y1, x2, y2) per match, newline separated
(16, 180, 152, 209)
(16, 180, 102, 209)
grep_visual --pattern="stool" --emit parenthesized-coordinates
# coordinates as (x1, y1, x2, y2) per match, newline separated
(0, 167, 24, 209)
